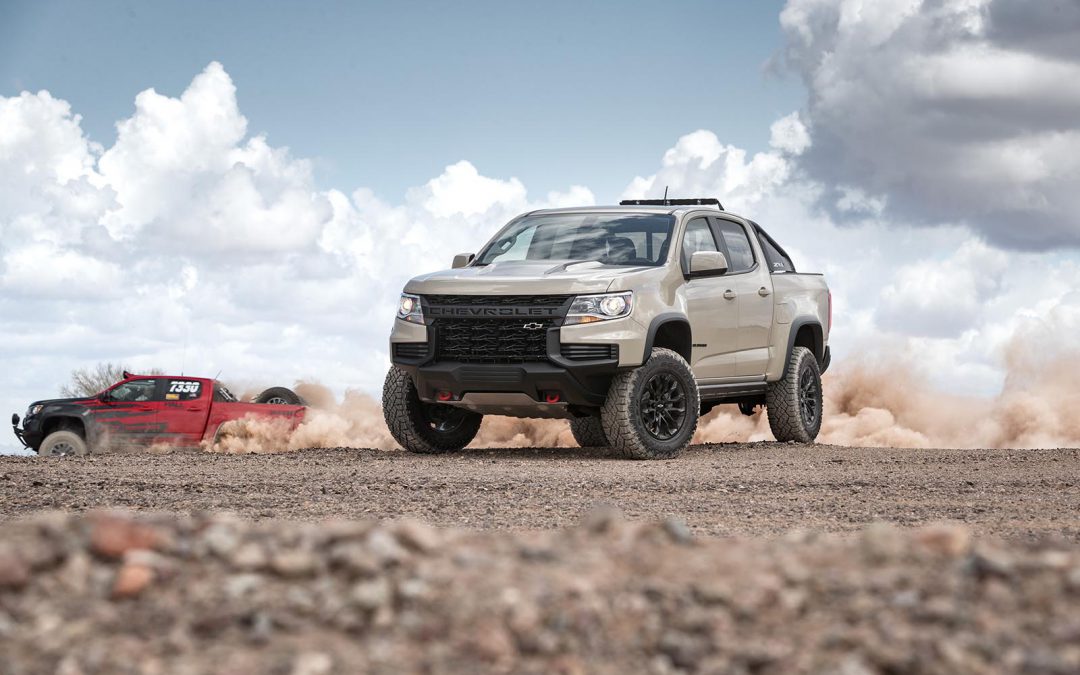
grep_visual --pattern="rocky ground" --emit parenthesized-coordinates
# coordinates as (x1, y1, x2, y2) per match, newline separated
(0, 443, 1077, 540)
(1, 510, 1079, 674)
(1, 443, 1078, 673)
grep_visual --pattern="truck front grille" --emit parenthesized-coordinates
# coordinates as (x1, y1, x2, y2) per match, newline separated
(426, 295, 570, 307)
(434, 318, 553, 363)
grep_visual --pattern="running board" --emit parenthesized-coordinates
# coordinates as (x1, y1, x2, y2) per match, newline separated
(697, 381, 767, 402)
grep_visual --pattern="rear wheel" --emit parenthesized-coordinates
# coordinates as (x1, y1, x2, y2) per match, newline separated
(601, 348, 699, 460)
(254, 387, 304, 406)
(382, 367, 482, 453)
(38, 430, 88, 457)
(569, 416, 608, 447)
(766, 346, 823, 443)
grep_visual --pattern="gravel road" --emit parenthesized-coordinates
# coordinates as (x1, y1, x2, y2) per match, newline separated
(2, 442, 1077, 540)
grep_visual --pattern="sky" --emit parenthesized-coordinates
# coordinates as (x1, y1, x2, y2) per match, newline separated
(2, 0, 1080, 453)
(0, 0, 800, 201)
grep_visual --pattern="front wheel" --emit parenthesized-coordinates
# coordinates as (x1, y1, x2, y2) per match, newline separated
(382, 367, 482, 454)
(600, 348, 700, 460)
(38, 430, 89, 457)
(766, 346, 823, 443)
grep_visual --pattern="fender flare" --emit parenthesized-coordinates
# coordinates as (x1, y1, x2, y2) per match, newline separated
(780, 318, 825, 378)
(41, 412, 95, 450)
(642, 313, 693, 363)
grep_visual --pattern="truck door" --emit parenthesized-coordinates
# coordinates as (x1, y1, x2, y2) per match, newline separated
(158, 378, 211, 444)
(680, 216, 738, 379)
(96, 378, 163, 446)
(711, 218, 773, 377)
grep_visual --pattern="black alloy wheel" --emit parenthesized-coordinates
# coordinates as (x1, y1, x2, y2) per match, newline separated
(639, 372, 687, 440)
(799, 364, 820, 429)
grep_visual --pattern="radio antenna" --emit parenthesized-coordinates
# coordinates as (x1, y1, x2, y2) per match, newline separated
(663, 185, 669, 205)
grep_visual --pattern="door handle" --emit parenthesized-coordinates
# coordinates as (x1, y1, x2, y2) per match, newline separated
(186, 406, 201, 412)
(723, 289, 736, 300)
(758, 286, 771, 297)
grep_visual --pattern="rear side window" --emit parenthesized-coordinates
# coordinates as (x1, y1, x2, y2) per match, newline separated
(757, 230, 796, 273)
(680, 217, 719, 270)
(714, 220, 755, 273)
(164, 379, 202, 401)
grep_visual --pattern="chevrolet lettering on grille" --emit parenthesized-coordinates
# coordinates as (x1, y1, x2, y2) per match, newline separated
(427, 306, 561, 317)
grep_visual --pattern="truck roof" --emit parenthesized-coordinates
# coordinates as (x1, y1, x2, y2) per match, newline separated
(525, 204, 734, 217)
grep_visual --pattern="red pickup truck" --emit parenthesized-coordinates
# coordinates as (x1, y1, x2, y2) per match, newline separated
(11, 373, 306, 456)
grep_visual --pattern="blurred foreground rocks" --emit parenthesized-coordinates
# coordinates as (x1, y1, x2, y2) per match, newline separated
(0, 510, 1078, 674)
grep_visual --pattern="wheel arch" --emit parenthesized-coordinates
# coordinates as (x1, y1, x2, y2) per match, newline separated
(781, 319, 824, 378)
(643, 314, 692, 363)
(41, 415, 86, 440)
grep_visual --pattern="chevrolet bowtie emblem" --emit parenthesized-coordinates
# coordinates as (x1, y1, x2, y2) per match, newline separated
(522, 322, 543, 330)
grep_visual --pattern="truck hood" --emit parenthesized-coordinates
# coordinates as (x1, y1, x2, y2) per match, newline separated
(404, 260, 653, 295)
(28, 396, 95, 408)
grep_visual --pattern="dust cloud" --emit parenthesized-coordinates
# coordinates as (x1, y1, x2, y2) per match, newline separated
(697, 344, 1080, 449)
(204, 382, 577, 454)
(205, 344, 1080, 454)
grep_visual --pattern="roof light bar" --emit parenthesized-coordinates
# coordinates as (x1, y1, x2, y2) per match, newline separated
(619, 198, 723, 209)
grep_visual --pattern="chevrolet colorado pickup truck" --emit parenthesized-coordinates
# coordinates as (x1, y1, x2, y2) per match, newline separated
(384, 198, 831, 459)
(12, 373, 305, 456)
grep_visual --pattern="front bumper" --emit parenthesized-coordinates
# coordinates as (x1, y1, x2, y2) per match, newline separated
(11, 414, 42, 450)
(390, 323, 622, 415)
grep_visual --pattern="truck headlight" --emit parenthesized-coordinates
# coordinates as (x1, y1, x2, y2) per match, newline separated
(565, 292, 633, 325)
(397, 293, 424, 324)
(26, 405, 43, 418)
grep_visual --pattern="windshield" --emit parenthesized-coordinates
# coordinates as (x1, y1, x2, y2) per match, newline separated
(476, 213, 675, 266)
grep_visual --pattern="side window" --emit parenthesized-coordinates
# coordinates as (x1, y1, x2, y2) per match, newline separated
(757, 231, 796, 273)
(165, 379, 203, 401)
(680, 218, 719, 270)
(714, 220, 755, 273)
(109, 380, 158, 402)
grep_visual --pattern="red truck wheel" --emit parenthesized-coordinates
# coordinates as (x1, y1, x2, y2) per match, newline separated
(254, 387, 305, 406)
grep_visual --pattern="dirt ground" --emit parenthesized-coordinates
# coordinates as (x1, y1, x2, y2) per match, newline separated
(2, 509, 1079, 675)
(1, 442, 1077, 541)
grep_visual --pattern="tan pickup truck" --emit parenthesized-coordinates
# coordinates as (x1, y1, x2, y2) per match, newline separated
(384, 198, 831, 459)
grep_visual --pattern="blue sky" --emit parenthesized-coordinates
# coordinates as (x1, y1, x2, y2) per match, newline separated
(0, 0, 799, 201)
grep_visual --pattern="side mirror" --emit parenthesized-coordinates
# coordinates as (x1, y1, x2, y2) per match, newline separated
(452, 253, 475, 269)
(99, 391, 112, 403)
(689, 251, 729, 278)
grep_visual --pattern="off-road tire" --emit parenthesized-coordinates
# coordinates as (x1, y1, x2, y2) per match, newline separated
(600, 348, 700, 460)
(38, 430, 88, 457)
(569, 416, 608, 447)
(382, 367, 482, 454)
(254, 387, 305, 406)
(766, 346, 823, 443)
